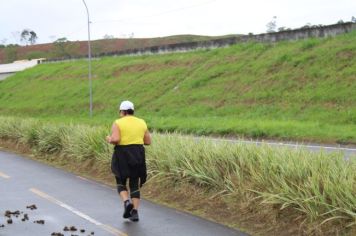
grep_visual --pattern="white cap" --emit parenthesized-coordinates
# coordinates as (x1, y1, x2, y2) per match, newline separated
(119, 100, 134, 110)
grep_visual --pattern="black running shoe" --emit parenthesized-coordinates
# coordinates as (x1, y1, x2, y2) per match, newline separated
(129, 209, 139, 222)
(123, 200, 133, 218)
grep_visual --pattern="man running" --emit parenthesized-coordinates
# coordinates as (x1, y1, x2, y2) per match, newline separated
(106, 100, 151, 222)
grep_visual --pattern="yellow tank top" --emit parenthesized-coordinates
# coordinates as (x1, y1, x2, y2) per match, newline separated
(115, 116, 147, 145)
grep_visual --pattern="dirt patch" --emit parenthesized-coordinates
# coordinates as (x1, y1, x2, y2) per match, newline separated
(336, 50, 354, 60)
(112, 59, 198, 77)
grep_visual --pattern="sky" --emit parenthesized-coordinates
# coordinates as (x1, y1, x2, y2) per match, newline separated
(0, 0, 355, 45)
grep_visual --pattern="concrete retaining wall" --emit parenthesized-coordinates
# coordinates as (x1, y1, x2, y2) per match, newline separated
(45, 22, 356, 63)
(0, 60, 40, 73)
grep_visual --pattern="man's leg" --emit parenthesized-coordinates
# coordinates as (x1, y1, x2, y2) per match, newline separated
(132, 198, 140, 209)
(129, 178, 140, 222)
(115, 176, 133, 218)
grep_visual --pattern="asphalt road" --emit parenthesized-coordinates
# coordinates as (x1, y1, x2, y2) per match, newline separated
(246, 140, 356, 159)
(0, 150, 247, 236)
(205, 138, 356, 159)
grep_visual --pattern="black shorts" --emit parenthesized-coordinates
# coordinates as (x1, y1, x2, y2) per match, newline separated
(111, 144, 147, 186)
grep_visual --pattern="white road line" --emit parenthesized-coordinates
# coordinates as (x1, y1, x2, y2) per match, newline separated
(29, 188, 127, 236)
(0, 171, 10, 179)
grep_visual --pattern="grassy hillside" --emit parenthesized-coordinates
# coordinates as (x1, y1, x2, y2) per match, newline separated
(0, 31, 355, 143)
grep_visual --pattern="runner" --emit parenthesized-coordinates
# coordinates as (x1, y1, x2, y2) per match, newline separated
(106, 100, 151, 222)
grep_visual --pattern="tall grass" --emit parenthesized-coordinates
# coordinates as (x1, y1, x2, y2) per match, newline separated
(148, 133, 355, 227)
(0, 116, 355, 233)
(0, 116, 112, 163)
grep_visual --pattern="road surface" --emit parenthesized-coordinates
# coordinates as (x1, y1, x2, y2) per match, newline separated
(0, 150, 247, 236)
(205, 137, 356, 159)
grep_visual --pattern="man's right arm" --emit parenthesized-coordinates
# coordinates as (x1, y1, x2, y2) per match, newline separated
(106, 123, 120, 145)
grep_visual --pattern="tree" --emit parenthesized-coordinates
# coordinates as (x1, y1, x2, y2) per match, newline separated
(352, 16, 356, 23)
(301, 23, 311, 29)
(20, 29, 38, 45)
(29, 31, 37, 45)
(123, 33, 136, 50)
(266, 16, 277, 33)
(52, 37, 79, 58)
(20, 29, 30, 45)
(53, 37, 70, 57)
(337, 19, 344, 24)
(103, 34, 115, 39)
(54, 37, 68, 43)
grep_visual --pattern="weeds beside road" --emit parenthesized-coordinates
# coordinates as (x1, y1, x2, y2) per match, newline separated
(0, 116, 355, 235)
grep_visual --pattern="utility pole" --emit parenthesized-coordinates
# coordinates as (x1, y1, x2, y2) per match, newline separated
(82, 0, 93, 117)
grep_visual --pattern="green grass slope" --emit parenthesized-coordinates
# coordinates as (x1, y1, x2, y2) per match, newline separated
(0, 31, 355, 143)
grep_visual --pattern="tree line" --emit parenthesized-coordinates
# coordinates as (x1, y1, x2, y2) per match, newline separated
(1, 17, 355, 63)
(265, 16, 356, 33)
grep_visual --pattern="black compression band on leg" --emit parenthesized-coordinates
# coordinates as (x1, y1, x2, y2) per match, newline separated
(129, 178, 140, 199)
(115, 176, 127, 193)
(117, 184, 127, 193)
